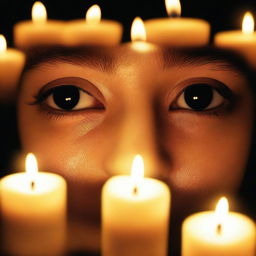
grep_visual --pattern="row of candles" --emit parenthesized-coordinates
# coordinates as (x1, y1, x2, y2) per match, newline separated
(1, 153, 255, 256)
(1, 0, 256, 100)
(0, 0, 255, 255)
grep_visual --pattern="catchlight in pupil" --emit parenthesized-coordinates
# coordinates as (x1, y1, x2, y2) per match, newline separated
(184, 84, 213, 111)
(53, 85, 80, 110)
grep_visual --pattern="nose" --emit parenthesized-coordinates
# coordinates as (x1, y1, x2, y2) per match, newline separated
(105, 92, 170, 180)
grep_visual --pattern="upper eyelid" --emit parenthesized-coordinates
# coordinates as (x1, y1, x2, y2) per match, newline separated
(166, 77, 233, 102)
(34, 77, 105, 104)
(34, 85, 94, 104)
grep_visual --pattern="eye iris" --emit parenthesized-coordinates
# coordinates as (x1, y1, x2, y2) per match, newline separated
(184, 84, 213, 111)
(53, 85, 80, 110)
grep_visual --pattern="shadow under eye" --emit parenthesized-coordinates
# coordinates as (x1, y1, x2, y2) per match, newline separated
(169, 80, 234, 114)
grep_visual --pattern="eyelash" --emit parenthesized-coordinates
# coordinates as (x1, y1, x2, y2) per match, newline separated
(169, 83, 234, 117)
(30, 85, 104, 119)
(30, 82, 234, 120)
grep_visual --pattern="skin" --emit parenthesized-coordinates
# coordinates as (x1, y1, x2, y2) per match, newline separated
(18, 45, 254, 253)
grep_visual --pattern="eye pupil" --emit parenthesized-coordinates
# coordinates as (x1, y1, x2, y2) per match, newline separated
(53, 85, 80, 110)
(184, 84, 213, 111)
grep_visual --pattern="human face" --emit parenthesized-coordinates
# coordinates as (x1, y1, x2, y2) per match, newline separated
(18, 45, 254, 234)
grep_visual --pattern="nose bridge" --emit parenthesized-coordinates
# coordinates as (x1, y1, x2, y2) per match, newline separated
(105, 89, 168, 178)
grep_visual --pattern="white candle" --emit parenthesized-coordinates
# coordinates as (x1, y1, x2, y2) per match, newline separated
(63, 4, 122, 46)
(144, 0, 210, 46)
(0, 35, 25, 102)
(0, 153, 67, 256)
(102, 155, 171, 256)
(14, 1, 65, 50)
(215, 12, 256, 67)
(182, 197, 256, 256)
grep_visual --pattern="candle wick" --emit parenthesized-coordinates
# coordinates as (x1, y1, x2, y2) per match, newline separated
(216, 223, 222, 235)
(31, 181, 35, 190)
(170, 12, 179, 18)
(133, 186, 138, 195)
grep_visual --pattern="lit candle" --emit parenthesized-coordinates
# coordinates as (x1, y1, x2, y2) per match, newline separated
(130, 17, 156, 52)
(14, 1, 65, 50)
(182, 197, 256, 256)
(0, 34, 25, 102)
(63, 4, 123, 46)
(0, 153, 67, 256)
(214, 12, 256, 67)
(102, 155, 171, 256)
(144, 0, 210, 46)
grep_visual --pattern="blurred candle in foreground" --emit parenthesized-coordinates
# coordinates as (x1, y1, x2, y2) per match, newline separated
(144, 0, 210, 46)
(182, 197, 256, 256)
(0, 34, 25, 102)
(14, 1, 65, 50)
(63, 4, 122, 46)
(102, 155, 171, 256)
(215, 12, 256, 67)
(0, 153, 67, 256)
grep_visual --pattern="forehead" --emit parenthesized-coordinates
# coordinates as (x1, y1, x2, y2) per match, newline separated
(22, 45, 251, 74)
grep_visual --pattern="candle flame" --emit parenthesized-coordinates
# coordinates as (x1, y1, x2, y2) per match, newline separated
(165, 0, 181, 17)
(131, 17, 146, 42)
(25, 153, 38, 183)
(215, 197, 229, 229)
(86, 4, 101, 24)
(131, 154, 144, 189)
(0, 35, 7, 53)
(242, 12, 254, 34)
(32, 1, 47, 24)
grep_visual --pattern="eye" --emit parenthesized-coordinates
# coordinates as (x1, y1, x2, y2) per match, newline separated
(40, 85, 104, 111)
(173, 84, 226, 111)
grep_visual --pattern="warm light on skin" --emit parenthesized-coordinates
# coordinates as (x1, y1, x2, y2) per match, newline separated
(25, 153, 38, 185)
(0, 34, 7, 53)
(242, 12, 254, 34)
(215, 197, 229, 232)
(86, 4, 101, 24)
(165, 0, 181, 17)
(32, 1, 47, 24)
(131, 17, 147, 42)
(131, 155, 144, 192)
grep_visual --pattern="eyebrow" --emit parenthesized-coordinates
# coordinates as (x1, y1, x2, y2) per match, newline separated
(161, 47, 252, 75)
(23, 46, 117, 74)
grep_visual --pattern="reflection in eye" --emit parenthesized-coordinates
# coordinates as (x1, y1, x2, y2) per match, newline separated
(35, 85, 104, 111)
(173, 84, 229, 112)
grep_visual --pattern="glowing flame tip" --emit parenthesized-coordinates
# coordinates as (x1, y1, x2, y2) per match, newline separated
(25, 153, 38, 177)
(242, 12, 254, 34)
(165, 0, 181, 17)
(215, 197, 229, 225)
(86, 4, 101, 24)
(0, 35, 7, 53)
(32, 1, 47, 24)
(131, 154, 144, 181)
(131, 17, 146, 42)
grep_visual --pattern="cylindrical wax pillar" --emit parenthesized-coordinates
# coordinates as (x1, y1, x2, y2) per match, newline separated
(63, 5, 122, 46)
(102, 155, 171, 256)
(14, 1, 65, 50)
(182, 197, 256, 256)
(144, 0, 210, 46)
(0, 153, 67, 256)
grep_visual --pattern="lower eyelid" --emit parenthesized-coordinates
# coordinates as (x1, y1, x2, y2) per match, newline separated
(38, 105, 105, 121)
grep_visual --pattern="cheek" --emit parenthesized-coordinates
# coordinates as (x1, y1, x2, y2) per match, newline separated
(163, 111, 253, 194)
(18, 104, 108, 181)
